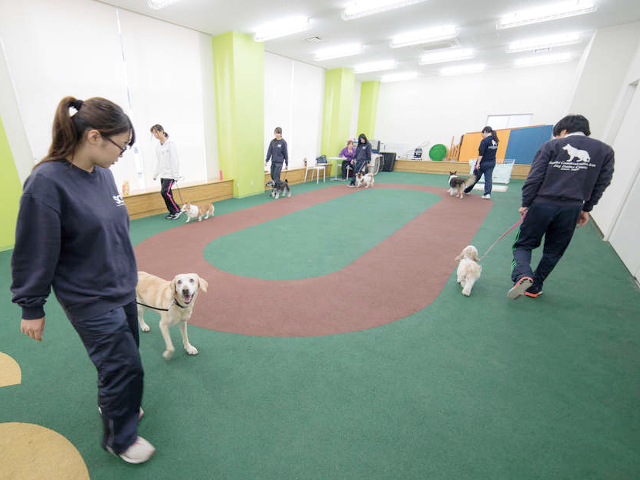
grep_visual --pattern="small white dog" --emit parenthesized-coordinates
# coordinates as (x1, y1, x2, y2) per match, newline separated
(136, 272, 208, 359)
(355, 172, 375, 188)
(455, 245, 482, 296)
(180, 202, 215, 223)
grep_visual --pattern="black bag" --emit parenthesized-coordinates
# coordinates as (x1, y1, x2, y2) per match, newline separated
(316, 155, 327, 164)
(381, 152, 396, 172)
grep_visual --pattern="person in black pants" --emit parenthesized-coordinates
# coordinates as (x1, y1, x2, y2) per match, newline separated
(349, 133, 371, 187)
(464, 126, 499, 198)
(151, 124, 180, 219)
(11, 96, 155, 464)
(508, 114, 615, 299)
(265, 127, 288, 182)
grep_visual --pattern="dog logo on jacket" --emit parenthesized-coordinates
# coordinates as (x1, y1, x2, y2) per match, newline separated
(180, 202, 215, 223)
(455, 245, 482, 296)
(562, 144, 590, 163)
(266, 179, 291, 199)
(355, 172, 375, 188)
(448, 172, 476, 199)
(136, 271, 208, 359)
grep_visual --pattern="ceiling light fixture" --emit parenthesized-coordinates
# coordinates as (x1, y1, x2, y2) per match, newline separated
(314, 43, 363, 61)
(507, 33, 582, 53)
(440, 63, 486, 76)
(147, 0, 183, 9)
(514, 53, 573, 67)
(354, 60, 397, 74)
(497, 1, 597, 30)
(390, 25, 457, 49)
(342, 0, 428, 21)
(253, 16, 311, 42)
(381, 71, 419, 82)
(419, 48, 475, 65)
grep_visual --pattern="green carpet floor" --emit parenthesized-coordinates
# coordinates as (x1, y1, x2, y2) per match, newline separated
(1, 172, 639, 479)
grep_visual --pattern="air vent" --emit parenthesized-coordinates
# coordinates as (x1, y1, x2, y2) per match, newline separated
(305, 36, 322, 43)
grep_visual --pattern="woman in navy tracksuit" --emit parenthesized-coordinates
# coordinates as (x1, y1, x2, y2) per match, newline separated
(464, 126, 499, 198)
(11, 96, 155, 464)
(349, 133, 372, 187)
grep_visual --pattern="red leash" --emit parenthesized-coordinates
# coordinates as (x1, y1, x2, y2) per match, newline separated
(478, 215, 525, 262)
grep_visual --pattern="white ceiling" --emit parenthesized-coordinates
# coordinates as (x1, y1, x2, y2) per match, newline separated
(98, 0, 640, 81)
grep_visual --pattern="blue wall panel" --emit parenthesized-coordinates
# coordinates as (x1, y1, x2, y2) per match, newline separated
(504, 125, 553, 164)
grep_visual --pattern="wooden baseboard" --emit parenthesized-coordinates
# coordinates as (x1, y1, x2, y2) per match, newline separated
(124, 179, 234, 220)
(393, 160, 530, 179)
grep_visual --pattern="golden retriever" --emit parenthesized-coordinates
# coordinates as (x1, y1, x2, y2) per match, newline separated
(136, 271, 208, 359)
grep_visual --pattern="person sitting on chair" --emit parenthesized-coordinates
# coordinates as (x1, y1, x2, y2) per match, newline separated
(339, 139, 356, 180)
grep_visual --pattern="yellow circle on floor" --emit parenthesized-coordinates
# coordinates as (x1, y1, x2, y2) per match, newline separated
(0, 351, 21, 387)
(0, 423, 90, 480)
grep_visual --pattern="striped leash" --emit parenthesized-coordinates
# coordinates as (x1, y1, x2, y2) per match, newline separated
(478, 215, 525, 262)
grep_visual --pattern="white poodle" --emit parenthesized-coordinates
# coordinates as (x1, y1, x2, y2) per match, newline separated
(455, 245, 482, 296)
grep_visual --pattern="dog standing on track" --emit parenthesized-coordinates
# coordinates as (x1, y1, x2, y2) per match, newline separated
(136, 271, 208, 359)
(448, 172, 476, 199)
(179, 202, 214, 223)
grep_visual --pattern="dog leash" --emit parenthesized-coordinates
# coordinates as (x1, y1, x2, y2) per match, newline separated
(478, 215, 525, 262)
(136, 299, 187, 311)
(173, 177, 184, 205)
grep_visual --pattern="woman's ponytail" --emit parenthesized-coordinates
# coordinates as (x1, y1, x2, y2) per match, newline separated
(35, 96, 134, 169)
(482, 126, 499, 144)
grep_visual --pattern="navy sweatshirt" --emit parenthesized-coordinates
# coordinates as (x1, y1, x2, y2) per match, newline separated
(521, 133, 614, 212)
(478, 136, 498, 165)
(11, 160, 138, 322)
(354, 142, 371, 164)
(265, 138, 288, 165)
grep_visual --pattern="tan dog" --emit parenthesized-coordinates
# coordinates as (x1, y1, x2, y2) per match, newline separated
(136, 271, 208, 359)
(180, 202, 215, 223)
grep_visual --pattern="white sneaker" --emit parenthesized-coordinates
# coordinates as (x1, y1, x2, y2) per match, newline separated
(109, 436, 156, 464)
(482, 194, 491, 199)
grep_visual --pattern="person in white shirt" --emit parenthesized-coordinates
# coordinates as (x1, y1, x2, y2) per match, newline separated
(150, 124, 180, 219)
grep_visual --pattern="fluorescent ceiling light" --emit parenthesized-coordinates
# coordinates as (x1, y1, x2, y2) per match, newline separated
(354, 60, 397, 74)
(514, 53, 573, 67)
(381, 71, 419, 82)
(147, 0, 183, 9)
(419, 48, 475, 65)
(497, 1, 597, 30)
(314, 44, 363, 61)
(440, 63, 486, 76)
(507, 33, 581, 53)
(253, 16, 311, 42)
(390, 26, 457, 49)
(342, 0, 428, 21)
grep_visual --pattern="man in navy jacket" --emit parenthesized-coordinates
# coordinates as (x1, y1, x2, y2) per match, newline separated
(508, 114, 615, 299)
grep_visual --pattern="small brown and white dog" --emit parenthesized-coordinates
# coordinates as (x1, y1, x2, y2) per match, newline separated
(448, 172, 476, 199)
(355, 172, 375, 188)
(180, 202, 215, 223)
(455, 245, 482, 296)
(136, 271, 208, 359)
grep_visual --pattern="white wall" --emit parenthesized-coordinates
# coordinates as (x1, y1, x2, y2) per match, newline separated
(375, 62, 578, 155)
(264, 52, 324, 168)
(118, 8, 215, 189)
(590, 39, 640, 240)
(350, 80, 361, 140)
(566, 22, 640, 138)
(0, 0, 217, 192)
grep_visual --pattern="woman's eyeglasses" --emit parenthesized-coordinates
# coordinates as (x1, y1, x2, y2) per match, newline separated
(101, 134, 130, 155)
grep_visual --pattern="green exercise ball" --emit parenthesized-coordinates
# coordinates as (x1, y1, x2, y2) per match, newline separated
(429, 144, 447, 161)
